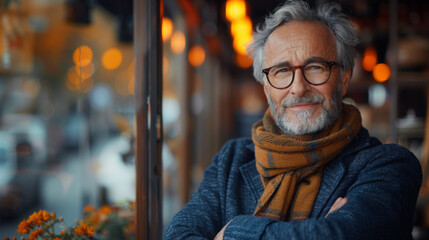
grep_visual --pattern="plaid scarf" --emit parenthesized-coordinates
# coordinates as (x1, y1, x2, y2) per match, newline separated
(251, 103, 361, 221)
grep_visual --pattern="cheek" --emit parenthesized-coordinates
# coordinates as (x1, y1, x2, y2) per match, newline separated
(320, 77, 341, 100)
(269, 88, 289, 104)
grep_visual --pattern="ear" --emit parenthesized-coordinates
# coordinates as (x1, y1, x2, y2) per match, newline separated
(341, 69, 351, 96)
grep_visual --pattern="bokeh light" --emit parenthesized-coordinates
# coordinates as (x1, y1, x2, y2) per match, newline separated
(230, 16, 252, 37)
(225, 0, 246, 22)
(89, 84, 113, 110)
(234, 53, 253, 68)
(188, 45, 206, 67)
(362, 46, 377, 72)
(102, 48, 123, 70)
(368, 84, 387, 107)
(73, 45, 93, 67)
(67, 67, 80, 90)
(171, 31, 186, 54)
(233, 34, 252, 55)
(372, 63, 390, 82)
(162, 17, 173, 42)
(75, 62, 95, 80)
(67, 66, 94, 93)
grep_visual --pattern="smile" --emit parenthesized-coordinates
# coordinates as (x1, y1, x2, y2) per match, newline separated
(287, 102, 320, 111)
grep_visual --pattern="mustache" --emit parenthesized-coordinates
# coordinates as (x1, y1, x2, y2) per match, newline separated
(281, 94, 324, 107)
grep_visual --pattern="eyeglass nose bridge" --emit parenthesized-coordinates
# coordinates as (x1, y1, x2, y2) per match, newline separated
(290, 65, 306, 79)
(286, 65, 310, 87)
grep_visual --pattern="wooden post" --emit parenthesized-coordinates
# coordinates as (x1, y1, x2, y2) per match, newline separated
(134, 0, 163, 239)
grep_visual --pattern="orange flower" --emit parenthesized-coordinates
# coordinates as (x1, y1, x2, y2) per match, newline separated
(84, 205, 96, 214)
(17, 219, 32, 234)
(59, 229, 67, 235)
(74, 223, 95, 237)
(100, 205, 111, 215)
(28, 211, 43, 227)
(84, 212, 102, 226)
(12, 238, 17, 240)
(53, 238, 62, 240)
(28, 229, 43, 240)
(39, 210, 52, 222)
(50, 212, 56, 219)
(2, 237, 9, 240)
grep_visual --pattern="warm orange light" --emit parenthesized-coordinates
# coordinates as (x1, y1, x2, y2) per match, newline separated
(102, 48, 123, 70)
(162, 17, 173, 42)
(233, 34, 252, 55)
(67, 66, 94, 93)
(75, 62, 95, 80)
(67, 67, 80, 88)
(230, 16, 252, 37)
(235, 53, 253, 68)
(188, 45, 205, 67)
(171, 31, 186, 54)
(225, 0, 246, 22)
(362, 47, 377, 71)
(372, 63, 390, 82)
(73, 45, 93, 67)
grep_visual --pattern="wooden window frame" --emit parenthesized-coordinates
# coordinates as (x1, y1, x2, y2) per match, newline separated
(134, 0, 163, 239)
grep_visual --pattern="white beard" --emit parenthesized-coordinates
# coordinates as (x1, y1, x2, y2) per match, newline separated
(267, 84, 343, 135)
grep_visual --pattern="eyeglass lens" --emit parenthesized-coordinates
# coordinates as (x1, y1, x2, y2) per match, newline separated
(267, 61, 332, 88)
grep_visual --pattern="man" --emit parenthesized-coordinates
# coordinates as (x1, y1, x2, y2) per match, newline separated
(164, 0, 422, 239)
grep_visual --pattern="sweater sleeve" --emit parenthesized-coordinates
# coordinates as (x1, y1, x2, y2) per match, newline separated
(222, 144, 422, 240)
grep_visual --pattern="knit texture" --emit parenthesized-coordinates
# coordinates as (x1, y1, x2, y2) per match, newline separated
(252, 103, 362, 220)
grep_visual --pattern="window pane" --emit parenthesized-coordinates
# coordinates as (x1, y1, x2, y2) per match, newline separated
(0, 0, 135, 237)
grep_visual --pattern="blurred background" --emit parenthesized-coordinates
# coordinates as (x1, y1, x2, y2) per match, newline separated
(0, 0, 429, 238)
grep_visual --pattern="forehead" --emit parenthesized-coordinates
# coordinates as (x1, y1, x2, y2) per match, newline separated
(264, 21, 337, 67)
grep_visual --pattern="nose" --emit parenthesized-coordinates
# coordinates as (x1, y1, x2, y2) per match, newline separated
(289, 68, 311, 96)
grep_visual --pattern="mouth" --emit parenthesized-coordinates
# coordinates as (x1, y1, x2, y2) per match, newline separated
(287, 102, 320, 111)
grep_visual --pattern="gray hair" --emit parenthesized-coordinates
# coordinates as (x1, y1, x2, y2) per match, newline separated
(247, 0, 359, 84)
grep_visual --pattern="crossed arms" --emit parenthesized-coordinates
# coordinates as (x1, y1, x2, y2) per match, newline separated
(164, 140, 422, 240)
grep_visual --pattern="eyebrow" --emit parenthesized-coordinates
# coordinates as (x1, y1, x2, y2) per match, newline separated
(269, 56, 330, 68)
(303, 57, 329, 65)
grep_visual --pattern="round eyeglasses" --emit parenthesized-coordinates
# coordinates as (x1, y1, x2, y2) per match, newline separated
(262, 60, 340, 89)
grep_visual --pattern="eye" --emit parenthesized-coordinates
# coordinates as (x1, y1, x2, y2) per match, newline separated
(273, 67, 291, 75)
(305, 62, 327, 71)
(309, 65, 322, 70)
